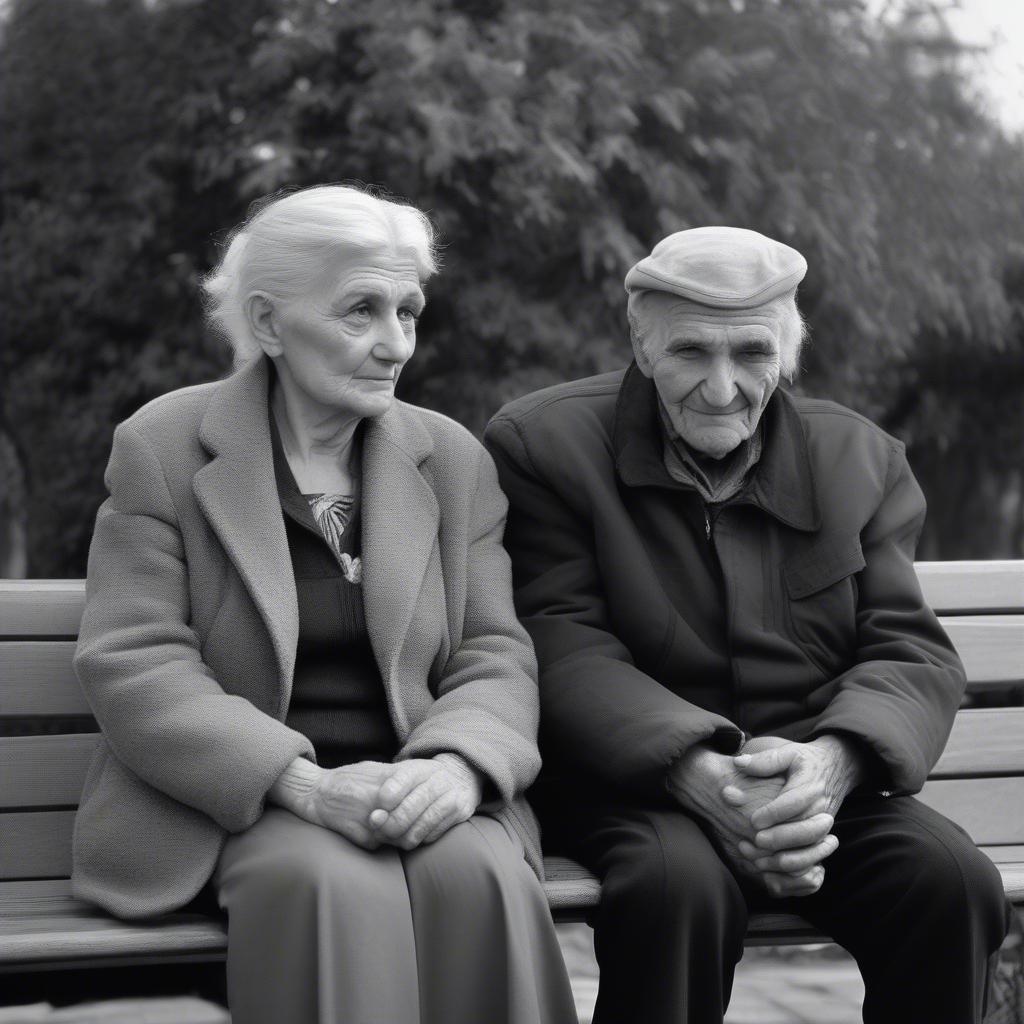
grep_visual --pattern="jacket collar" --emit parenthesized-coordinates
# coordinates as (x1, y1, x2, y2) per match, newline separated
(194, 357, 438, 725)
(612, 362, 820, 531)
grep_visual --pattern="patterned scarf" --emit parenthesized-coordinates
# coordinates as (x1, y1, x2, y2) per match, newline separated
(307, 494, 362, 584)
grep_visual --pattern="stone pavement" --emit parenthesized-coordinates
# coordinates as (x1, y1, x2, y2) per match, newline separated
(559, 921, 1024, 1024)
(556, 924, 865, 1024)
(723, 952, 863, 1024)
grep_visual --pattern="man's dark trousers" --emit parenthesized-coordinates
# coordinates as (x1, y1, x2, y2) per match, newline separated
(538, 788, 1010, 1024)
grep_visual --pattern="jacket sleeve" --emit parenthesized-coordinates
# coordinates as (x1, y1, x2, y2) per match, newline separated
(808, 444, 965, 794)
(484, 415, 744, 799)
(74, 420, 315, 834)
(396, 446, 542, 805)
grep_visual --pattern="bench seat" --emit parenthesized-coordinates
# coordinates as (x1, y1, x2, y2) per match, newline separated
(4, 851, 1024, 972)
(2, 560, 1023, 974)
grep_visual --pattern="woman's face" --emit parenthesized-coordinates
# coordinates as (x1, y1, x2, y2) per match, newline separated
(265, 248, 425, 420)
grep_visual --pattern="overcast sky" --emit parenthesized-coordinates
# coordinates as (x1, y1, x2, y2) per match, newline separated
(936, 0, 1024, 131)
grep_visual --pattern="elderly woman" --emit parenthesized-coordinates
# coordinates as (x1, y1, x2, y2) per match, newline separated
(71, 185, 577, 1024)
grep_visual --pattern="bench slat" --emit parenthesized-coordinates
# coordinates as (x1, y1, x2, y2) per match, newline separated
(4, 778, 1022, 883)
(0, 879, 81, 916)
(3, 857, 1021, 968)
(4, 707, 1022, 815)
(2, 564, 1020, 634)
(982, 844, 1024, 863)
(996, 863, 1024, 903)
(917, 561, 1024, 615)
(0, 735, 97, 808)
(0, 621, 1017, 725)
(0, 643, 89, 716)
(542, 856, 602, 917)
(932, 708, 1024, 777)
(918, 777, 1024, 845)
(0, 812, 75, 879)
(0, 581, 86, 637)
(6, 708, 1021, 816)
(548, 851, 1024, 917)
(943, 617, 1024, 687)
(0, 911, 228, 968)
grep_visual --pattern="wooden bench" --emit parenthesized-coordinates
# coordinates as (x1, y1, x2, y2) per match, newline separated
(1, 560, 1022, 978)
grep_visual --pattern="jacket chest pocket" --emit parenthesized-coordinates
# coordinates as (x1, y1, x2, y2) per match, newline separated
(782, 537, 865, 676)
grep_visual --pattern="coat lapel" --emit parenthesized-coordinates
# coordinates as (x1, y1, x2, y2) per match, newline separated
(191, 359, 439, 730)
(193, 359, 298, 710)
(360, 401, 439, 738)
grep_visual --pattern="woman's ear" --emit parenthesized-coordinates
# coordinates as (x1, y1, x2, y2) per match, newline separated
(245, 293, 284, 358)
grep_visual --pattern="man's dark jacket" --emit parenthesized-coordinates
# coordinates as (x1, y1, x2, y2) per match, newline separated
(483, 364, 965, 803)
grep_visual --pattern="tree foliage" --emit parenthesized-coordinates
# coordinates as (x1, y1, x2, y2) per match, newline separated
(1, 0, 1022, 573)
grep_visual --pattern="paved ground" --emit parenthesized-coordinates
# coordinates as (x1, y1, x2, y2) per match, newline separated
(723, 952, 864, 1024)
(559, 920, 1024, 1024)
(557, 924, 861, 1024)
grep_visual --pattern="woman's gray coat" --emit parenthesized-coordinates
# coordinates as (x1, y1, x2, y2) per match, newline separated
(72, 357, 543, 919)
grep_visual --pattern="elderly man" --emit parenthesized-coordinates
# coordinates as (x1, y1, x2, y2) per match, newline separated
(483, 227, 1010, 1024)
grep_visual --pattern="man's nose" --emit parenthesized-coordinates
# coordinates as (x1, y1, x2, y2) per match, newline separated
(701, 356, 738, 407)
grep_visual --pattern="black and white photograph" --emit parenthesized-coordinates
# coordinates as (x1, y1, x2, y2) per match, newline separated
(1, 1, 1023, 1022)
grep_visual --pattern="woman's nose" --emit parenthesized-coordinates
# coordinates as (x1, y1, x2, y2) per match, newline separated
(375, 314, 414, 363)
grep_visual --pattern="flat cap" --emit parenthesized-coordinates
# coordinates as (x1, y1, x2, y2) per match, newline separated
(624, 226, 807, 309)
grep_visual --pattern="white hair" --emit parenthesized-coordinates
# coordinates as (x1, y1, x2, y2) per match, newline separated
(201, 184, 440, 365)
(627, 289, 809, 379)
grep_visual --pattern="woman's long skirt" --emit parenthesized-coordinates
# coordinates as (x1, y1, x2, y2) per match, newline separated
(214, 807, 578, 1024)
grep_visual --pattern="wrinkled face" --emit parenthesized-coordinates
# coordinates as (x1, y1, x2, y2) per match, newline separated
(262, 248, 425, 420)
(636, 296, 783, 459)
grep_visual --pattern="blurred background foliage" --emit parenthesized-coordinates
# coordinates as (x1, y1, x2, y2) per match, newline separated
(1, 0, 1022, 575)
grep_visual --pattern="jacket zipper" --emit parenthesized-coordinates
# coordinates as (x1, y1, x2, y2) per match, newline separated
(703, 500, 742, 732)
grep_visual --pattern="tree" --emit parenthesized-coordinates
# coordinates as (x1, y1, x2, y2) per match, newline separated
(2, 0, 1022, 574)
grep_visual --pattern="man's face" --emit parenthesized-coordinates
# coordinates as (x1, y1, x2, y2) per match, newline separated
(636, 296, 784, 460)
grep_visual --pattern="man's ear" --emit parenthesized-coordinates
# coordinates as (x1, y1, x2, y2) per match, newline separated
(629, 312, 655, 377)
(245, 292, 283, 358)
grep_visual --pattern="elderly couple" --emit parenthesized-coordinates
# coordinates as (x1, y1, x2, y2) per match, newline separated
(73, 185, 1008, 1024)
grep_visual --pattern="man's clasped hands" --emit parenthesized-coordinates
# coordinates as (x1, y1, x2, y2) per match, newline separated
(668, 734, 866, 897)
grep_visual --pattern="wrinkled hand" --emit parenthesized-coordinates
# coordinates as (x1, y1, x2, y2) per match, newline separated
(667, 742, 831, 897)
(272, 759, 394, 850)
(310, 761, 395, 849)
(368, 755, 484, 851)
(725, 734, 865, 876)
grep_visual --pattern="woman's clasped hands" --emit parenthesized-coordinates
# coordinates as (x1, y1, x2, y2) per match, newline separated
(272, 755, 484, 852)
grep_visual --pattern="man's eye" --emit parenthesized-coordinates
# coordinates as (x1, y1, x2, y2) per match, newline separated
(349, 304, 372, 318)
(398, 308, 420, 323)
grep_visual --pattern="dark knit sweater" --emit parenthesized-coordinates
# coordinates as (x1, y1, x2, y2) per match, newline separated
(271, 418, 397, 769)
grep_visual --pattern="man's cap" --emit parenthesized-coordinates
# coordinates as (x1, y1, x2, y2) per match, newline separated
(624, 226, 807, 309)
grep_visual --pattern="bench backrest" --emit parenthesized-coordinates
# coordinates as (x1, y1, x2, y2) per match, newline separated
(1, 562, 1023, 884)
